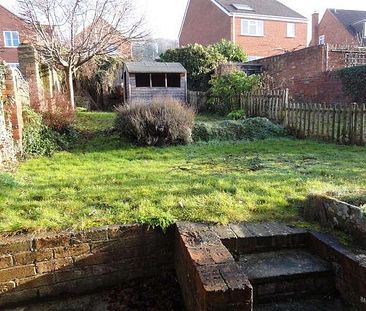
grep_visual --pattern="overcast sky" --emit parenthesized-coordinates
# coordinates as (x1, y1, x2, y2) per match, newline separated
(1, 0, 366, 39)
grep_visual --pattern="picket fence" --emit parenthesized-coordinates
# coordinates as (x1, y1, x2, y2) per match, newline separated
(188, 89, 366, 145)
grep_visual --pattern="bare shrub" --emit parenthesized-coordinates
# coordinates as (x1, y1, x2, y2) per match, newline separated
(115, 98, 195, 146)
(42, 93, 75, 131)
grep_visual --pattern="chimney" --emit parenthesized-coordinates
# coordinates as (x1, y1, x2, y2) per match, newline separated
(311, 12, 319, 46)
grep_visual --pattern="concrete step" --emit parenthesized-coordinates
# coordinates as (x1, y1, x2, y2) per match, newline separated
(237, 249, 335, 303)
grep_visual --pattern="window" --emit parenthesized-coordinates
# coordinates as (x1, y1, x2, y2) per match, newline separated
(4, 31, 20, 47)
(241, 20, 264, 36)
(167, 73, 181, 88)
(135, 73, 150, 87)
(232, 4, 254, 11)
(151, 73, 166, 87)
(106, 44, 118, 55)
(319, 35, 325, 45)
(135, 72, 182, 88)
(8, 63, 19, 69)
(287, 23, 296, 38)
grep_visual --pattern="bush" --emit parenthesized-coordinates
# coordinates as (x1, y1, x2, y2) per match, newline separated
(212, 39, 247, 62)
(42, 93, 75, 131)
(115, 99, 195, 146)
(160, 44, 225, 91)
(227, 109, 246, 120)
(337, 65, 366, 102)
(22, 106, 77, 157)
(208, 71, 262, 115)
(192, 117, 284, 142)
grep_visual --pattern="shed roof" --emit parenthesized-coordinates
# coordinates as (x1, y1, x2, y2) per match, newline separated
(125, 62, 187, 73)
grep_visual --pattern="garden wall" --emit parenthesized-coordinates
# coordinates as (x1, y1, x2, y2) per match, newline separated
(0, 64, 28, 166)
(248, 44, 363, 103)
(0, 225, 173, 308)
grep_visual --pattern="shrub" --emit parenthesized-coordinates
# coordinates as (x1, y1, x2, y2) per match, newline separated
(337, 65, 366, 102)
(115, 99, 195, 146)
(227, 109, 246, 120)
(42, 93, 75, 131)
(192, 117, 284, 142)
(22, 105, 77, 157)
(160, 44, 225, 91)
(212, 39, 247, 62)
(208, 71, 262, 115)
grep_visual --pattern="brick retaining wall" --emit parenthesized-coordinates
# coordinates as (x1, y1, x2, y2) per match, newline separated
(0, 225, 173, 308)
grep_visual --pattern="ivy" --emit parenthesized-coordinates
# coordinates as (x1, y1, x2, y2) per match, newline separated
(337, 65, 366, 102)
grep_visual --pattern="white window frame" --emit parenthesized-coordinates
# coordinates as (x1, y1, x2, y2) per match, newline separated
(3, 31, 20, 48)
(8, 63, 19, 69)
(287, 23, 296, 38)
(319, 35, 325, 45)
(241, 19, 264, 37)
(364, 22, 366, 38)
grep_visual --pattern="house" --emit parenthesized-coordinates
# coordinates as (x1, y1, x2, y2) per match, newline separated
(123, 62, 187, 104)
(77, 19, 132, 59)
(179, 0, 308, 60)
(0, 5, 32, 67)
(310, 9, 366, 46)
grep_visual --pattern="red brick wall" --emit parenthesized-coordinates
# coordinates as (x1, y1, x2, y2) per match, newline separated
(234, 18, 308, 58)
(251, 45, 351, 103)
(317, 10, 358, 46)
(0, 225, 174, 308)
(179, 0, 231, 46)
(0, 6, 31, 64)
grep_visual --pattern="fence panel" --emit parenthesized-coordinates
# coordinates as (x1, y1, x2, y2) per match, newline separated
(188, 88, 366, 145)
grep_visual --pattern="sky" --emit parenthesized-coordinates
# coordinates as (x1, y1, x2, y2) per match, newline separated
(1, 0, 366, 40)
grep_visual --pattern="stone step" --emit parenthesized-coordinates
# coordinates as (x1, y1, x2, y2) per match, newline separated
(237, 249, 335, 304)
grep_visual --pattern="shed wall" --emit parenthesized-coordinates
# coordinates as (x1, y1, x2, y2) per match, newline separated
(128, 74, 187, 103)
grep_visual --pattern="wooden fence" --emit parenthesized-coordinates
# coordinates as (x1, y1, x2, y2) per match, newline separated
(188, 88, 366, 145)
(239, 89, 366, 145)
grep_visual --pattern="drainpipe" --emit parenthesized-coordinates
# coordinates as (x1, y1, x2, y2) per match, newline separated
(232, 14, 236, 44)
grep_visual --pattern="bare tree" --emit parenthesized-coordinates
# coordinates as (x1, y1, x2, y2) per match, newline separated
(18, 0, 147, 108)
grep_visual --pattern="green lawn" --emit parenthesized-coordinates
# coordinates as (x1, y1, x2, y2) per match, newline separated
(0, 112, 365, 233)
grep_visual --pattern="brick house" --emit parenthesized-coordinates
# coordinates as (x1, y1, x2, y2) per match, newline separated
(310, 9, 366, 46)
(179, 0, 308, 60)
(0, 5, 32, 67)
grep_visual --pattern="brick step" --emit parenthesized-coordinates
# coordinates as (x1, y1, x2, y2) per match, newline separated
(254, 296, 350, 311)
(237, 249, 336, 304)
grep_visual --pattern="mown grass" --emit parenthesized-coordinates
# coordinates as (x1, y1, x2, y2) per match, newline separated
(0, 112, 365, 233)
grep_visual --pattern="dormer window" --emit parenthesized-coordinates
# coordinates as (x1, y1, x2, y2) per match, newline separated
(364, 22, 366, 38)
(232, 3, 254, 11)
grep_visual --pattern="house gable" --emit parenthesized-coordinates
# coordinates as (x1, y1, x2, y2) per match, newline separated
(179, 0, 232, 46)
(317, 9, 358, 46)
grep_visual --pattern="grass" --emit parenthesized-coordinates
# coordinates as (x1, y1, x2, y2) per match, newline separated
(0, 111, 365, 233)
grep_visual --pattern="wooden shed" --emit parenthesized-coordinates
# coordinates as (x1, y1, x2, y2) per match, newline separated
(123, 62, 187, 104)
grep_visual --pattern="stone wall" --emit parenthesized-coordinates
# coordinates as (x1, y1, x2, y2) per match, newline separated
(0, 225, 174, 308)
(304, 194, 366, 248)
(0, 64, 27, 166)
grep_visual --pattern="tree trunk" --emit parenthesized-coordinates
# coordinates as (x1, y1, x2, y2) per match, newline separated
(65, 67, 75, 110)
